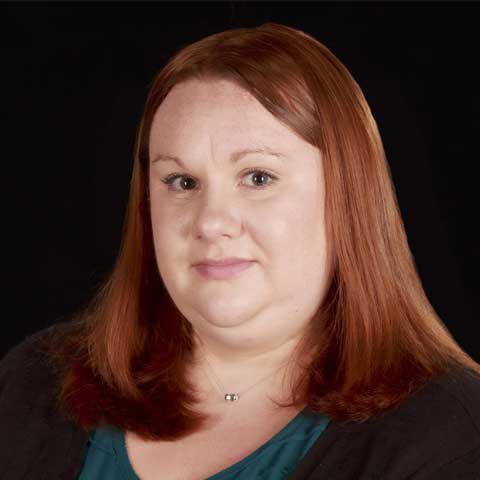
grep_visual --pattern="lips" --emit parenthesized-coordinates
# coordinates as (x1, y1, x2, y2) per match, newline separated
(193, 257, 253, 267)
(194, 260, 255, 280)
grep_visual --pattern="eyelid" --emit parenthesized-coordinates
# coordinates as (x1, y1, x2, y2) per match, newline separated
(160, 168, 278, 192)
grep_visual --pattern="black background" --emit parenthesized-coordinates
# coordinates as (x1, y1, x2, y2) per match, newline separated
(2, 1, 479, 360)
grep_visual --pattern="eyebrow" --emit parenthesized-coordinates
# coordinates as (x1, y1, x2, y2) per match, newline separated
(150, 147, 286, 168)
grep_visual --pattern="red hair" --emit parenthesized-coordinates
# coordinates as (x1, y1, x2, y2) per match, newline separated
(43, 22, 480, 441)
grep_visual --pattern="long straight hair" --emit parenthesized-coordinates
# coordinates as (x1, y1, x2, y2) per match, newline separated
(44, 23, 480, 441)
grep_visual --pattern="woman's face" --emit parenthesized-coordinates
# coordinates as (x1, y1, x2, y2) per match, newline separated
(149, 78, 330, 353)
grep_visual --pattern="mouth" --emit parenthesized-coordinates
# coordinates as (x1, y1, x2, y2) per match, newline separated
(193, 257, 254, 267)
(193, 261, 255, 280)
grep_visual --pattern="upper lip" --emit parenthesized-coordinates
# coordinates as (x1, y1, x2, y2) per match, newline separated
(193, 257, 254, 266)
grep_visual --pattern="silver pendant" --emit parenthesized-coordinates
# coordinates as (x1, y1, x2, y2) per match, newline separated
(224, 393, 239, 402)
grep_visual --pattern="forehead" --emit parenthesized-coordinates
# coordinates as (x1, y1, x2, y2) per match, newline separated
(149, 79, 308, 156)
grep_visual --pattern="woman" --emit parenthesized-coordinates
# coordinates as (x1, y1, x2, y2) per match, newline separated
(1, 22, 479, 480)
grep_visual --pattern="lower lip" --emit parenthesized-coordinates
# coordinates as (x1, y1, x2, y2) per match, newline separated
(194, 261, 255, 280)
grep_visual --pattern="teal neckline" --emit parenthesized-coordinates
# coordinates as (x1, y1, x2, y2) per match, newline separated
(110, 406, 320, 480)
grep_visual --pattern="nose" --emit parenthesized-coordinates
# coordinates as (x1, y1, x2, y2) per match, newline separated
(192, 183, 242, 241)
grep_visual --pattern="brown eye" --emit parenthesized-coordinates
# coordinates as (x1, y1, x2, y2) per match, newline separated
(161, 174, 196, 191)
(161, 169, 278, 192)
(244, 169, 276, 188)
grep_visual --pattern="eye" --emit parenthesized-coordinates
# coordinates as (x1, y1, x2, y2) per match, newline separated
(161, 169, 278, 192)
(161, 173, 196, 191)
(243, 169, 277, 188)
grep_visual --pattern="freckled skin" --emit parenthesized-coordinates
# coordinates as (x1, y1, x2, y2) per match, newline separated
(148, 78, 330, 388)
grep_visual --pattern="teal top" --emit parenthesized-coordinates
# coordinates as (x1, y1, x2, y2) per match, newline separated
(78, 408, 330, 479)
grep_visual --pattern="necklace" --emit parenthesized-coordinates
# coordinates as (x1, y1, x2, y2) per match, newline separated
(198, 341, 291, 402)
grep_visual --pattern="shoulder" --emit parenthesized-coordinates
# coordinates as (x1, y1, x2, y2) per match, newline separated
(0, 321, 90, 480)
(379, 367, 480, 477)
(357, 366, 480, 438)
(300, 367, 480, 479)
(364, 367, 480, 476)
(374, 368, 480, 463)
(428, 366, 480, 431)
(400, 366, 480, 452)
(0, 321, 77, 407)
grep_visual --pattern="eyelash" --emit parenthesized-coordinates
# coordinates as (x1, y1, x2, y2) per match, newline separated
(160, 169, 278, 192)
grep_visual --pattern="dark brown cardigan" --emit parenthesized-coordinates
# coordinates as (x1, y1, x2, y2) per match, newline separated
(1, 322, 479, 480)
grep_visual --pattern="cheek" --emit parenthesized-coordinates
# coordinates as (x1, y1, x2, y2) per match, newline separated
(254, 191, 323, 253)
(150, 193, 186, 244)
(150, 205, 178, 267)
(262, 197, 325, 296)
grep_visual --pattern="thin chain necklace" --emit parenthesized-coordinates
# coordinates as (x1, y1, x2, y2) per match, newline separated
(198, 341, 291, 402)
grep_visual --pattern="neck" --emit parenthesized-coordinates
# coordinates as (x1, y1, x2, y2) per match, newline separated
(188, 329, 310, 408)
